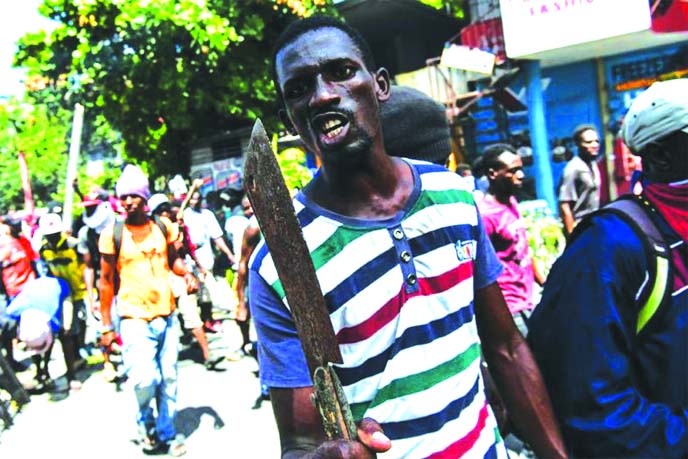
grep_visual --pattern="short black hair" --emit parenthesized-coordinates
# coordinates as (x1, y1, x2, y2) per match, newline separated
(474, 143, 517, 177)
(572, 124, 597, 145)
(271, 15, 376, 97)
(456, 163, 472, 175)
(152, 202, 171, 216)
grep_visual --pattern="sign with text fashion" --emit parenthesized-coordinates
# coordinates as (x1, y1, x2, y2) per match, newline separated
(499, 0, 652, 58)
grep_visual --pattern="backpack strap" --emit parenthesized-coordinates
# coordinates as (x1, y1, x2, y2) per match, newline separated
(112, 219, 125, 294)
(152, 215, 177, 269)
(568, 194, 671, 334)
(113, 219, 125, 261)
(152, 215, 168, 241)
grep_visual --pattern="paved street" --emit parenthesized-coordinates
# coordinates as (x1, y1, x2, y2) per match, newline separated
(0, 316, 281, 458)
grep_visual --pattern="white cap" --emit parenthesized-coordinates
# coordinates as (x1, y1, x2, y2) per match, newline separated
(19, 309, 54, 355)
(148, 193, 170, 214)
(621, 78, 688, 154)
(38, 213, 63, 236)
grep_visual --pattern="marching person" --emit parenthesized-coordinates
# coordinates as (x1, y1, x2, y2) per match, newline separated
(249, 15, 566, 459)
(99, 165, 195, 456)
(474, 143, 545, 336)
(557, 124, 601, 236)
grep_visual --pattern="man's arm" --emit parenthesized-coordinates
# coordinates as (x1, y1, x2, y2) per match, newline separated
(99, 253, 117, 347)
(166, 227, 198, 293)
(212, 235, 236, 266)
(559, 201, 575, 236)
(82, 252, 97, 311)
(474, 282, 567, 459)
(532, 257, 546, 287)
(235, 226, 260, 321)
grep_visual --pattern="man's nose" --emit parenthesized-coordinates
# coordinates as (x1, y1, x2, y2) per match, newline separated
(310, 76, 339, 108)
(515, 170, 525, 180)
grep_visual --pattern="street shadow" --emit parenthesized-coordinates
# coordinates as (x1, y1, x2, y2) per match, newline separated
(175, 406, 225, 438)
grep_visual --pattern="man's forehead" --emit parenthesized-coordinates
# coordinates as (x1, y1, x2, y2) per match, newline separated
(498, 151, 521, 165)
(276, 27, 363, 72)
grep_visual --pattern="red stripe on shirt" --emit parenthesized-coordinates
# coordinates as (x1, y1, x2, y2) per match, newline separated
(426, 402, 490, 459)
(336, 261, 474, 344)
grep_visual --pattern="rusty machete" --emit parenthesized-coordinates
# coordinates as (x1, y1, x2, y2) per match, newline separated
(243, 118, 357, 441)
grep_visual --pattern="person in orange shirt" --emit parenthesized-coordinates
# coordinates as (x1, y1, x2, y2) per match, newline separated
(98, 165, 196, 457)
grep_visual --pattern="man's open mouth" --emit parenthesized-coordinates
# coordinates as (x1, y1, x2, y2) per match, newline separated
(314, 114, 349, 143)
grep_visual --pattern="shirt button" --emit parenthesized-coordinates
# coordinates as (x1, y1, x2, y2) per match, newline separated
(406, 273, 417, 285)
(392, 229, 404, 240)
(400, 251, 411, 263)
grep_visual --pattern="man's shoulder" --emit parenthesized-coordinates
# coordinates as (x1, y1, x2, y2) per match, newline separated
(567, 211, 646, 259)
(565, 156, 588, 173)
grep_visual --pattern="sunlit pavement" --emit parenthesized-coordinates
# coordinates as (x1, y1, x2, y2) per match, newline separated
(0, 315, 281, 458)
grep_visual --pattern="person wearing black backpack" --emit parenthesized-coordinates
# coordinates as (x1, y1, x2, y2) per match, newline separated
(528, 79, 688, 458)
(98, 165, 197, 457)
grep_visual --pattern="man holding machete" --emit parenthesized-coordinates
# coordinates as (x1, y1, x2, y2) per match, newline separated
(249, 16, 567, 459)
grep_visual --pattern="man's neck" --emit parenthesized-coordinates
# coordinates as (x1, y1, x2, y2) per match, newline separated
(125, 213, 149, 226)
(487, 187, 512, 205)
(306, 155, 414, 219)
(578, 151, 594, 166)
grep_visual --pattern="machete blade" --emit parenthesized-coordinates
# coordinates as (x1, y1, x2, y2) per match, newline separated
(244, 119, 343, 374)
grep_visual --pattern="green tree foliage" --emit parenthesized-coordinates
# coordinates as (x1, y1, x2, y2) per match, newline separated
(418, 0, 467, 19)
(276, 147, 313, 192)
(14, 0, 338, 176)
(0, 95, 128, 215)
(0, 98, 69, 212)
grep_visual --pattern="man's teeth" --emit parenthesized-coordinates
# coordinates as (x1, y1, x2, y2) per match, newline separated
(323, 119, 341, 131)
(325, 126, 343, 139)
(320, 118, 345, 139)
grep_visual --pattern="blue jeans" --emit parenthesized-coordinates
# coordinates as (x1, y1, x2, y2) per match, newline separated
(120, 313, 179, 443)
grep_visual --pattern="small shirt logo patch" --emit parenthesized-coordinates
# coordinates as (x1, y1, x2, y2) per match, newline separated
(455, 240, 477, 262)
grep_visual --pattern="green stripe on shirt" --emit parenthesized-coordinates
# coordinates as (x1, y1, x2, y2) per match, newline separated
(349, 342, 481, 417)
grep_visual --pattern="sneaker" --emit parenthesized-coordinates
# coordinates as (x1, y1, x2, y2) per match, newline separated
(203, 320, 222, 334)
(138, 425, 158, 453)
(69, 380, 83, 391)
(102, 361, 118, 382)
(166, 435, 187, 457)
(204, 354, 224, 371)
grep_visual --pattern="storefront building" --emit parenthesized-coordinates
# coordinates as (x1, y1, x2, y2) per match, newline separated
(464, 0, 688, 210)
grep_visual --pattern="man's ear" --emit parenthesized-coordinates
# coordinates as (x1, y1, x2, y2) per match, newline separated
(278, 109, 297, 136)
(374, 68, 391, 102)
(487, 167, 498, 180)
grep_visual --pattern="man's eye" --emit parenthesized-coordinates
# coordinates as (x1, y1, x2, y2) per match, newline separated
(284, 81, 308, 99)
(332, 65, 355, 80)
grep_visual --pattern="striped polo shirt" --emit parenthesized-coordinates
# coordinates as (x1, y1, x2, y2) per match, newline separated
(250, 160, 507, 459)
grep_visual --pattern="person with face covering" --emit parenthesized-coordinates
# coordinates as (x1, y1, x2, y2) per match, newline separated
(528, 79, 688, 458)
